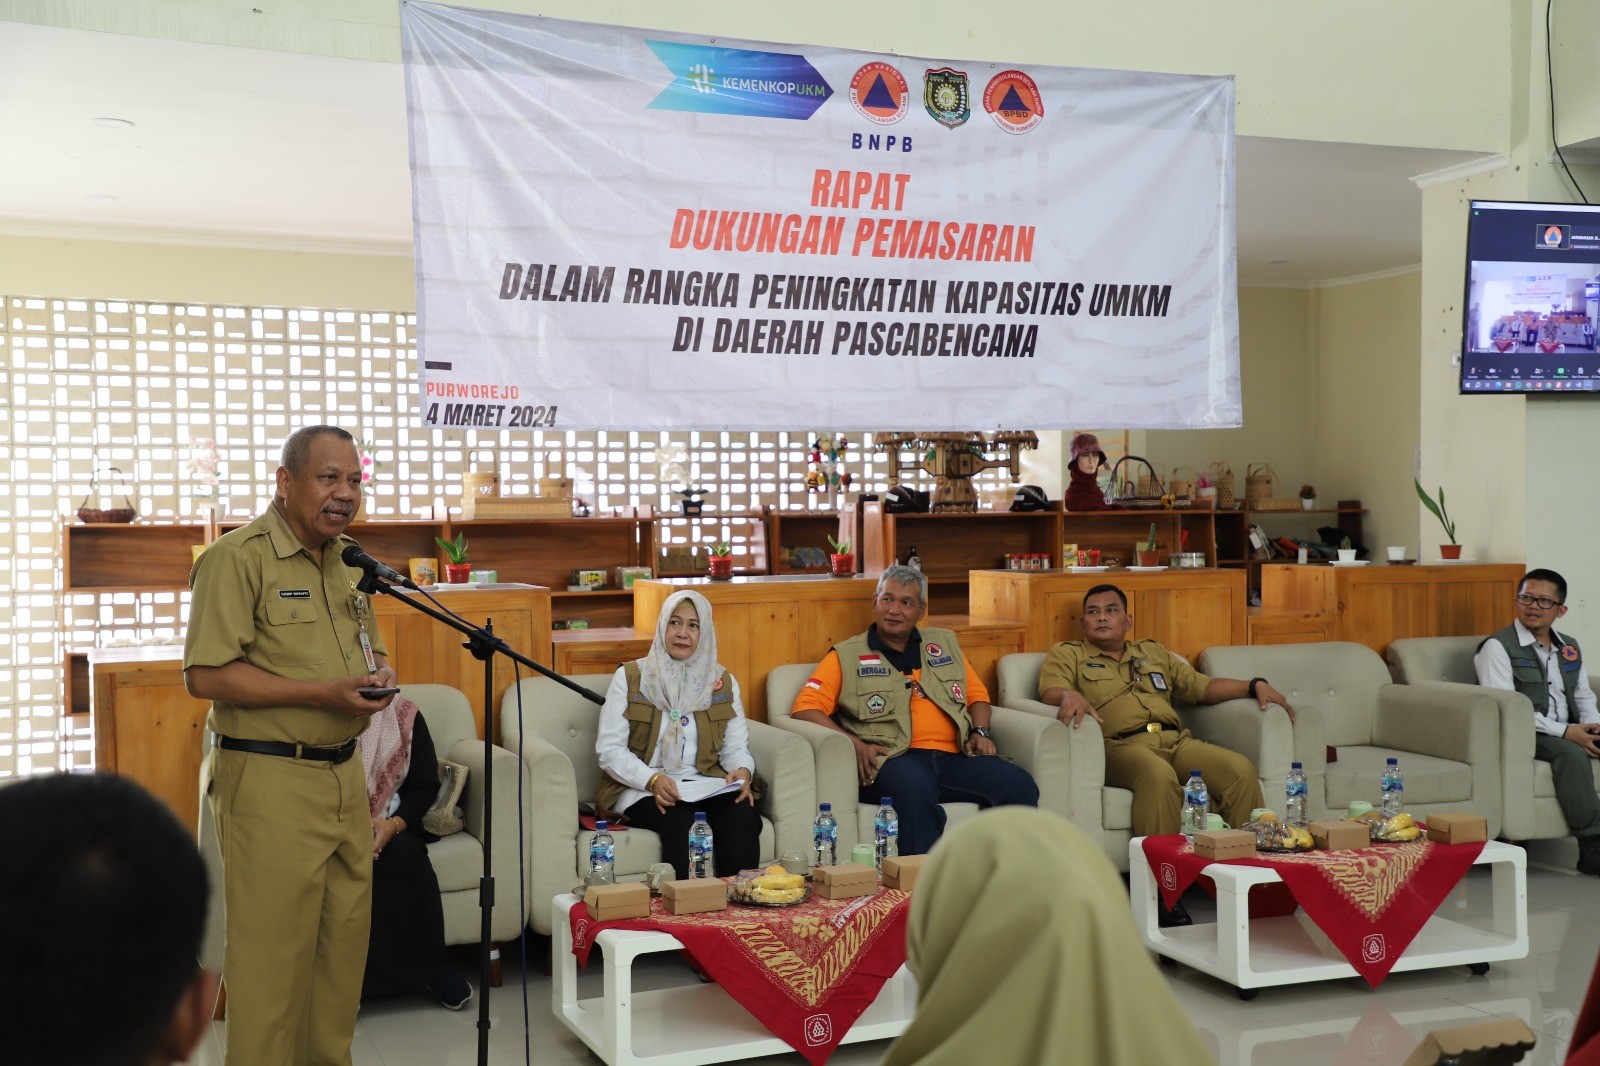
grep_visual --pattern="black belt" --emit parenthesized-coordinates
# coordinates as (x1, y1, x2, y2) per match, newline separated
(1110, 722, 1180, 741)
(214, 735, 359, 764)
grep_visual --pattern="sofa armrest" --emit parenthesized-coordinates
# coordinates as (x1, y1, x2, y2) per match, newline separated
(494, 733, 580, 936)
(745, 719, 817, 862)
(998, 696, 1115, 840)
(770, 715, 862, 852)
(1375, 683, 1503, 837)
(988, 705, 1069, 819)
(447, 738, 534, 942)
(1179, 701, 1328, 819)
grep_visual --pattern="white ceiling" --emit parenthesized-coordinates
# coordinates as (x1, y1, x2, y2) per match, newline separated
(0, 21, 1493, 285)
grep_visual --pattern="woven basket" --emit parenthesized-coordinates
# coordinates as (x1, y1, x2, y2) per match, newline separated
(1169, 465, 1194, 497)
(77, 466, 138, 524)
(1244, 463, 1276, 502)
(463, 470, 501, 498)
(458, 495, 568, 519)
(1251, 497, 1304, 512)
(1209, 462, 1235, 509)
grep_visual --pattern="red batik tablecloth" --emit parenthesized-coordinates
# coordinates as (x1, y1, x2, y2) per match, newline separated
(1140, 832, 1486, 986)
(569, 886, 910, 1065)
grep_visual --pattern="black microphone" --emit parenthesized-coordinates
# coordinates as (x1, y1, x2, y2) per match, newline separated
(341, 542, 420, 590)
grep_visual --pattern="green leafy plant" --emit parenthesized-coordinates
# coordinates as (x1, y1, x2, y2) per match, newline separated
(1414, 479, 1457, 545)
(710, 542, 732, 557)
(1143, 523, 1158, 551)
(434, 531, 469, 564)
(827, 534, 852, 555)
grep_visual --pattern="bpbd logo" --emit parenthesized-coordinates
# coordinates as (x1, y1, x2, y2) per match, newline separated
(647, 41, 832, 120)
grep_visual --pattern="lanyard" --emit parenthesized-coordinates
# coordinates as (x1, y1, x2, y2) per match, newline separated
(350, 592, 378, 673)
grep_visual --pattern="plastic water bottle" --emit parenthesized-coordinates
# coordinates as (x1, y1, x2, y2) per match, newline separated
(874, 797, 899, 869)
(813, 802, 838, 867)
(1285, 761, 1308, 825)
(1380, 757, 1405, 816)
(587, 820, 615, 887)
(1181, 770, 1209, 840)
(687, 812, 714, 879)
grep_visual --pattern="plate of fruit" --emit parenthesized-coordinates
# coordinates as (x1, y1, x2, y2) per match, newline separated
(729, 866, 811, 907)
(1352, 809, 1422, 843)
(1242, 810, 1314, 852)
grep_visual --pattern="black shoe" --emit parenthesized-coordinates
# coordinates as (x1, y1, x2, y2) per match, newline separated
(428, 972, 473, 1011)
(1158, 900, 1193, 928)
(1578, 837, 1600, 877)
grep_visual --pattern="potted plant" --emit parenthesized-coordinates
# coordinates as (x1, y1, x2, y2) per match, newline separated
(1299, 484, 1316, 510)
(1414, 478, 1461, 560)
(1136, 524, 1162, 567)
(1194, 473, 1216, 510)
(1337, 535, 1357, 564)
(435, 531, 471, 583)
(675, 486, 707, 516)
(828, 534, 855, 577)
(707, 542, 734, 580)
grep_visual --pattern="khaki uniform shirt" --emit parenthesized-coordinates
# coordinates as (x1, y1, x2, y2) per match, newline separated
(1038, 639, 1211, 738)
(183, 503, 387, 746)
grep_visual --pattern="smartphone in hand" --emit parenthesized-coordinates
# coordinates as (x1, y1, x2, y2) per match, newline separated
(358, 686, 401, 700)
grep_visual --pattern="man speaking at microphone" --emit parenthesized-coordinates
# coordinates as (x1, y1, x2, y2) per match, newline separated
(185, 425, 397, 1065)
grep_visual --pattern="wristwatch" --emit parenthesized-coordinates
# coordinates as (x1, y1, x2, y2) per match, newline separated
(970, 726, 993, 740)
(1248, 677, 1267, 698)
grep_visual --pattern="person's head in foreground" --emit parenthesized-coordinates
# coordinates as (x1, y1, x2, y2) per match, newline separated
(0, 772, 216, 1066)
(882, 808, 1210, 1065)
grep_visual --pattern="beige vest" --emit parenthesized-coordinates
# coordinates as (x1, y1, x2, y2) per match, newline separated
(595, 661, 736, 815)
(833, 626, 972, 758)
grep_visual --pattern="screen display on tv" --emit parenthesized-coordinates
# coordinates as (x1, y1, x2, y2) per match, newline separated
(1461, 199, 1600, 393)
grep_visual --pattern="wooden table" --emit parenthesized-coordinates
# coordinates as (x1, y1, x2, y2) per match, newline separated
(90, 584, 552, 829)
(967, 567, 1249, 661)
(1259, 562, 1523, 654)
(632, 576, 1026, 721)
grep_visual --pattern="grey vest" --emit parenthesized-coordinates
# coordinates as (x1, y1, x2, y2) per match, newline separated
(1483, 625, 1583, 722)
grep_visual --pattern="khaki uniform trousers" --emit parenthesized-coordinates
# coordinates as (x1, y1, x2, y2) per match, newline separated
(210, 747, 373, 1066)
(1103, 729, 1264, 836)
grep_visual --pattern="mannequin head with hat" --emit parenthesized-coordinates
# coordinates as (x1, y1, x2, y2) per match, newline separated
(1069, 432, 1107, 476)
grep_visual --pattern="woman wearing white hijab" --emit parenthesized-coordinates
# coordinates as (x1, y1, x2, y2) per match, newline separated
(595, 589, 760, 879)
(881, 808, 1213, 1066)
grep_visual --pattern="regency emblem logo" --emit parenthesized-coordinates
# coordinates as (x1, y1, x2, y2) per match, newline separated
(983, 69, 1043, 135)
(924, 68, 970, 129)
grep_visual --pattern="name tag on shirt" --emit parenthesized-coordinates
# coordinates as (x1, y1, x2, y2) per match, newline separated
(927, 654, 955, 667)
(278, 589, 311, 599)
(858, 666, 890, 677)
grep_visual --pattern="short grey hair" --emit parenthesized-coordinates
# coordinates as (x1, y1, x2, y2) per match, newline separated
(875, 564, 928, 605)
(281, 425, 355, 473)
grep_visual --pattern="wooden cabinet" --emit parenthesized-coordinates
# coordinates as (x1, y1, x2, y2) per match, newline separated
(968, 568, 1248, 661)
(768, 511, 856, 575)
(632, 576, 1025, 721)
(1247, 608, 1335, 646)
(552, 628, 652, 677)
(92, 646, 211, 831)
(1259, 562, 1523, 654)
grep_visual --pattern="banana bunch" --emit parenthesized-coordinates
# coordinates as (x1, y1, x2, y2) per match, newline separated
(1354, 809, 1420, 842)
(1245, 810, 1313, 851)
(738, 865, 808, 904)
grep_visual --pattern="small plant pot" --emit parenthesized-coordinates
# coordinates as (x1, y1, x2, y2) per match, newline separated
(444, 563, 472, 584)
(1336, 549, 1357, 563)
(707, 555, 734, 580)
(1300, 498, 1315, 510)
(829, 553, 855, 577)
(1136, 549, 1162, 567)
(1439, 544, 1463, 560)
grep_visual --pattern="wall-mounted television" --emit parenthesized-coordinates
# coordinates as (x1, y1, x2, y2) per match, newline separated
(1461, 199, 1600, 393)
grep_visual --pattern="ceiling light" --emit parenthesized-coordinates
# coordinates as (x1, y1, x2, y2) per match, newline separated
(91, 117, 135, 129)
(82, 194, 117, 203)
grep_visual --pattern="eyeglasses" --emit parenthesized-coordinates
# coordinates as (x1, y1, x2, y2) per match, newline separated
(1516, 594, 1561, 610)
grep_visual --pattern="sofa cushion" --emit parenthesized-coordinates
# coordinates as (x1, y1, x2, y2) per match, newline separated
(1325, 747, 1474, 809)
(1103, 787, 1133, 832)
(427, 832, 484, 894)
(1533, 760, 1600, 799)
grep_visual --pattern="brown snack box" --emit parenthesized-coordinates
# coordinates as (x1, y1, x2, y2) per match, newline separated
(1310, 820, 1370, 851)
(882, 854, 927, 891)
(813, 863, 876, 887)
(1399, 1017, 1535, 1066)
(1424, 812, 1488, 845)
(1193, 829, 1256, 860)
(661, 878, 728, 915)
(584, 881, 650, 921)
(816, 879, 878, 901)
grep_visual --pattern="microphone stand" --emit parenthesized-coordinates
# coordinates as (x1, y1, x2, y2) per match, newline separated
(353, 571, 602, 1066)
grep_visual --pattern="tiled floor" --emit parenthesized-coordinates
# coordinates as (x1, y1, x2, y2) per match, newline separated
(185, 838, 1596, 1065)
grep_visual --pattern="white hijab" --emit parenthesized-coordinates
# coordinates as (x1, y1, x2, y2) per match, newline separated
(637, 589, 720, 716)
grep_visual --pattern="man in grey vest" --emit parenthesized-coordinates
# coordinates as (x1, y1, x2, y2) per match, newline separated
(790, 565, 1039, 853)
(1475, 568, 1600, 875)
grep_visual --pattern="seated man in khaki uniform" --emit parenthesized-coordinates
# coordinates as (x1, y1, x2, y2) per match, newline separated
(1039, 584, 1292, 921)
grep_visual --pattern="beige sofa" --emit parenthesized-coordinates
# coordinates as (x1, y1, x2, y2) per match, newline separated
(1387, 634, 1600, 840)
(1199, 642, 1504, 835)
(198, 683, 533, 981)
(995, 650, 1318, 870)
(500, 673, 815, 936)
(765, 661, 1070, 855)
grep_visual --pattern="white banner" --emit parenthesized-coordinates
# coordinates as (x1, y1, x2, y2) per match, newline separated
(1511, 273, 1567, 306)
(401, 4, 1240, 431)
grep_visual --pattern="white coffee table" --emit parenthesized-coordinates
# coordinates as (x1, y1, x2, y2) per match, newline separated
(1128, 838, 1528, 998)
(551, 894, 917, 1066)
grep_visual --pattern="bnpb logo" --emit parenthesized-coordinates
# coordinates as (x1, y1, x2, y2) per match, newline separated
(850, 62, 909, 125)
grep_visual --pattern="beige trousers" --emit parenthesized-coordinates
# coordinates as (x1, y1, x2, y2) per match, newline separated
(1103, 729, 1264, 836)
(210, 747, 372, 1066)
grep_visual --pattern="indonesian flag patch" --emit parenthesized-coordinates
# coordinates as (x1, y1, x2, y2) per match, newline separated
(858, 654, 882, 666)
(804, 677, 823, 690)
